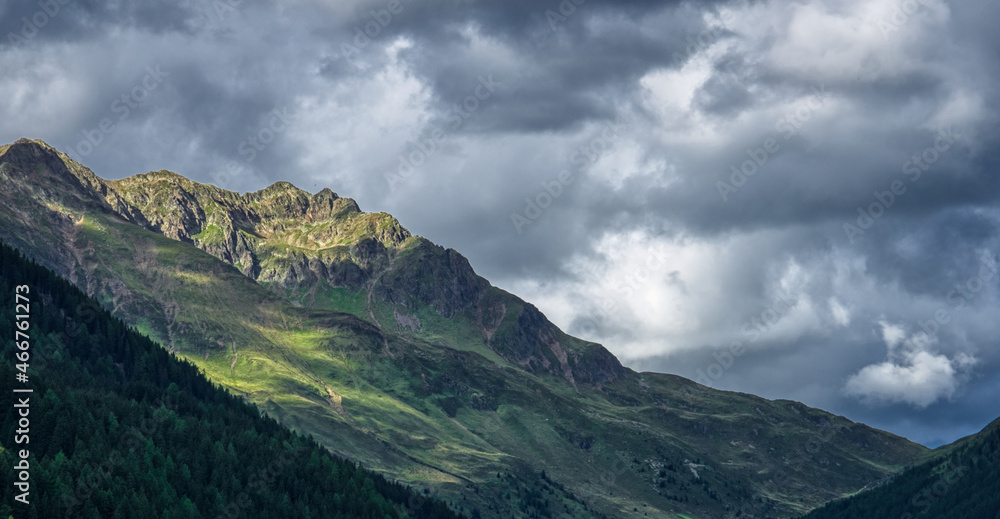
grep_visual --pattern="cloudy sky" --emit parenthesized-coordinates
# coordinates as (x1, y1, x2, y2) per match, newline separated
(3, 0, 999, 447)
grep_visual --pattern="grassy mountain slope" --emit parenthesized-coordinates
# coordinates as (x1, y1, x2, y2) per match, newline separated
(0, 138, 929, 518)
(0, 240, 462, 519)
(799, 419, 1000, 519)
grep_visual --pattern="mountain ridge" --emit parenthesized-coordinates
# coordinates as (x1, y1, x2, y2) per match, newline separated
(1, 137, 626, 388)
(0, 137, 929, 518)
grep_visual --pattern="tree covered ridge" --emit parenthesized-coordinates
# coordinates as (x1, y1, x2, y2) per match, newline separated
(0, 240, 464, 519)
(798, 417, 1000, 519)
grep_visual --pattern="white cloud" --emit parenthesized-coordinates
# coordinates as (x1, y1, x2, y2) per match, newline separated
(752, 0, 952, 83)
(291, 36, 432, 198)
(845, 324, 976, 408)
(879, 320, 906, 349)
(506, 228, 831, 360)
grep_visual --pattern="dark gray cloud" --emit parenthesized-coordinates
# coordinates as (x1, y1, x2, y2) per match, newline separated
(0, 0, 201, 47)
(2, 0, 999, 447)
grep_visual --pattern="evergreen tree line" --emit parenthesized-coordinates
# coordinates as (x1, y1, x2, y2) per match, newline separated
(0, 240, 463, 519)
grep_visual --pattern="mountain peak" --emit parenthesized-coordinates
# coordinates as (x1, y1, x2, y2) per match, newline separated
(313, 186, 339, 201)
(0, 137, 102, 208)
(258, 180, 306, 196)
(110, 169, 225, 194)
(136, 169, 186, 180)
(8, 137, 56, 151)
(2, 137, 61, 162)
(1, 139, 74, 169)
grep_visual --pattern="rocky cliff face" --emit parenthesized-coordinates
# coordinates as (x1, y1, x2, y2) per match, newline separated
(105, 170, 409, 288)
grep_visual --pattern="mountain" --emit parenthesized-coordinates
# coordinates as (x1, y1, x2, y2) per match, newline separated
(0, 138, 929, 518)
(798, 418, 1000, 519)
(0, 239, 462, 519)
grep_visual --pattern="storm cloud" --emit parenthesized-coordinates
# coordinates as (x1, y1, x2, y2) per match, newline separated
(2, 0, 998, 447)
